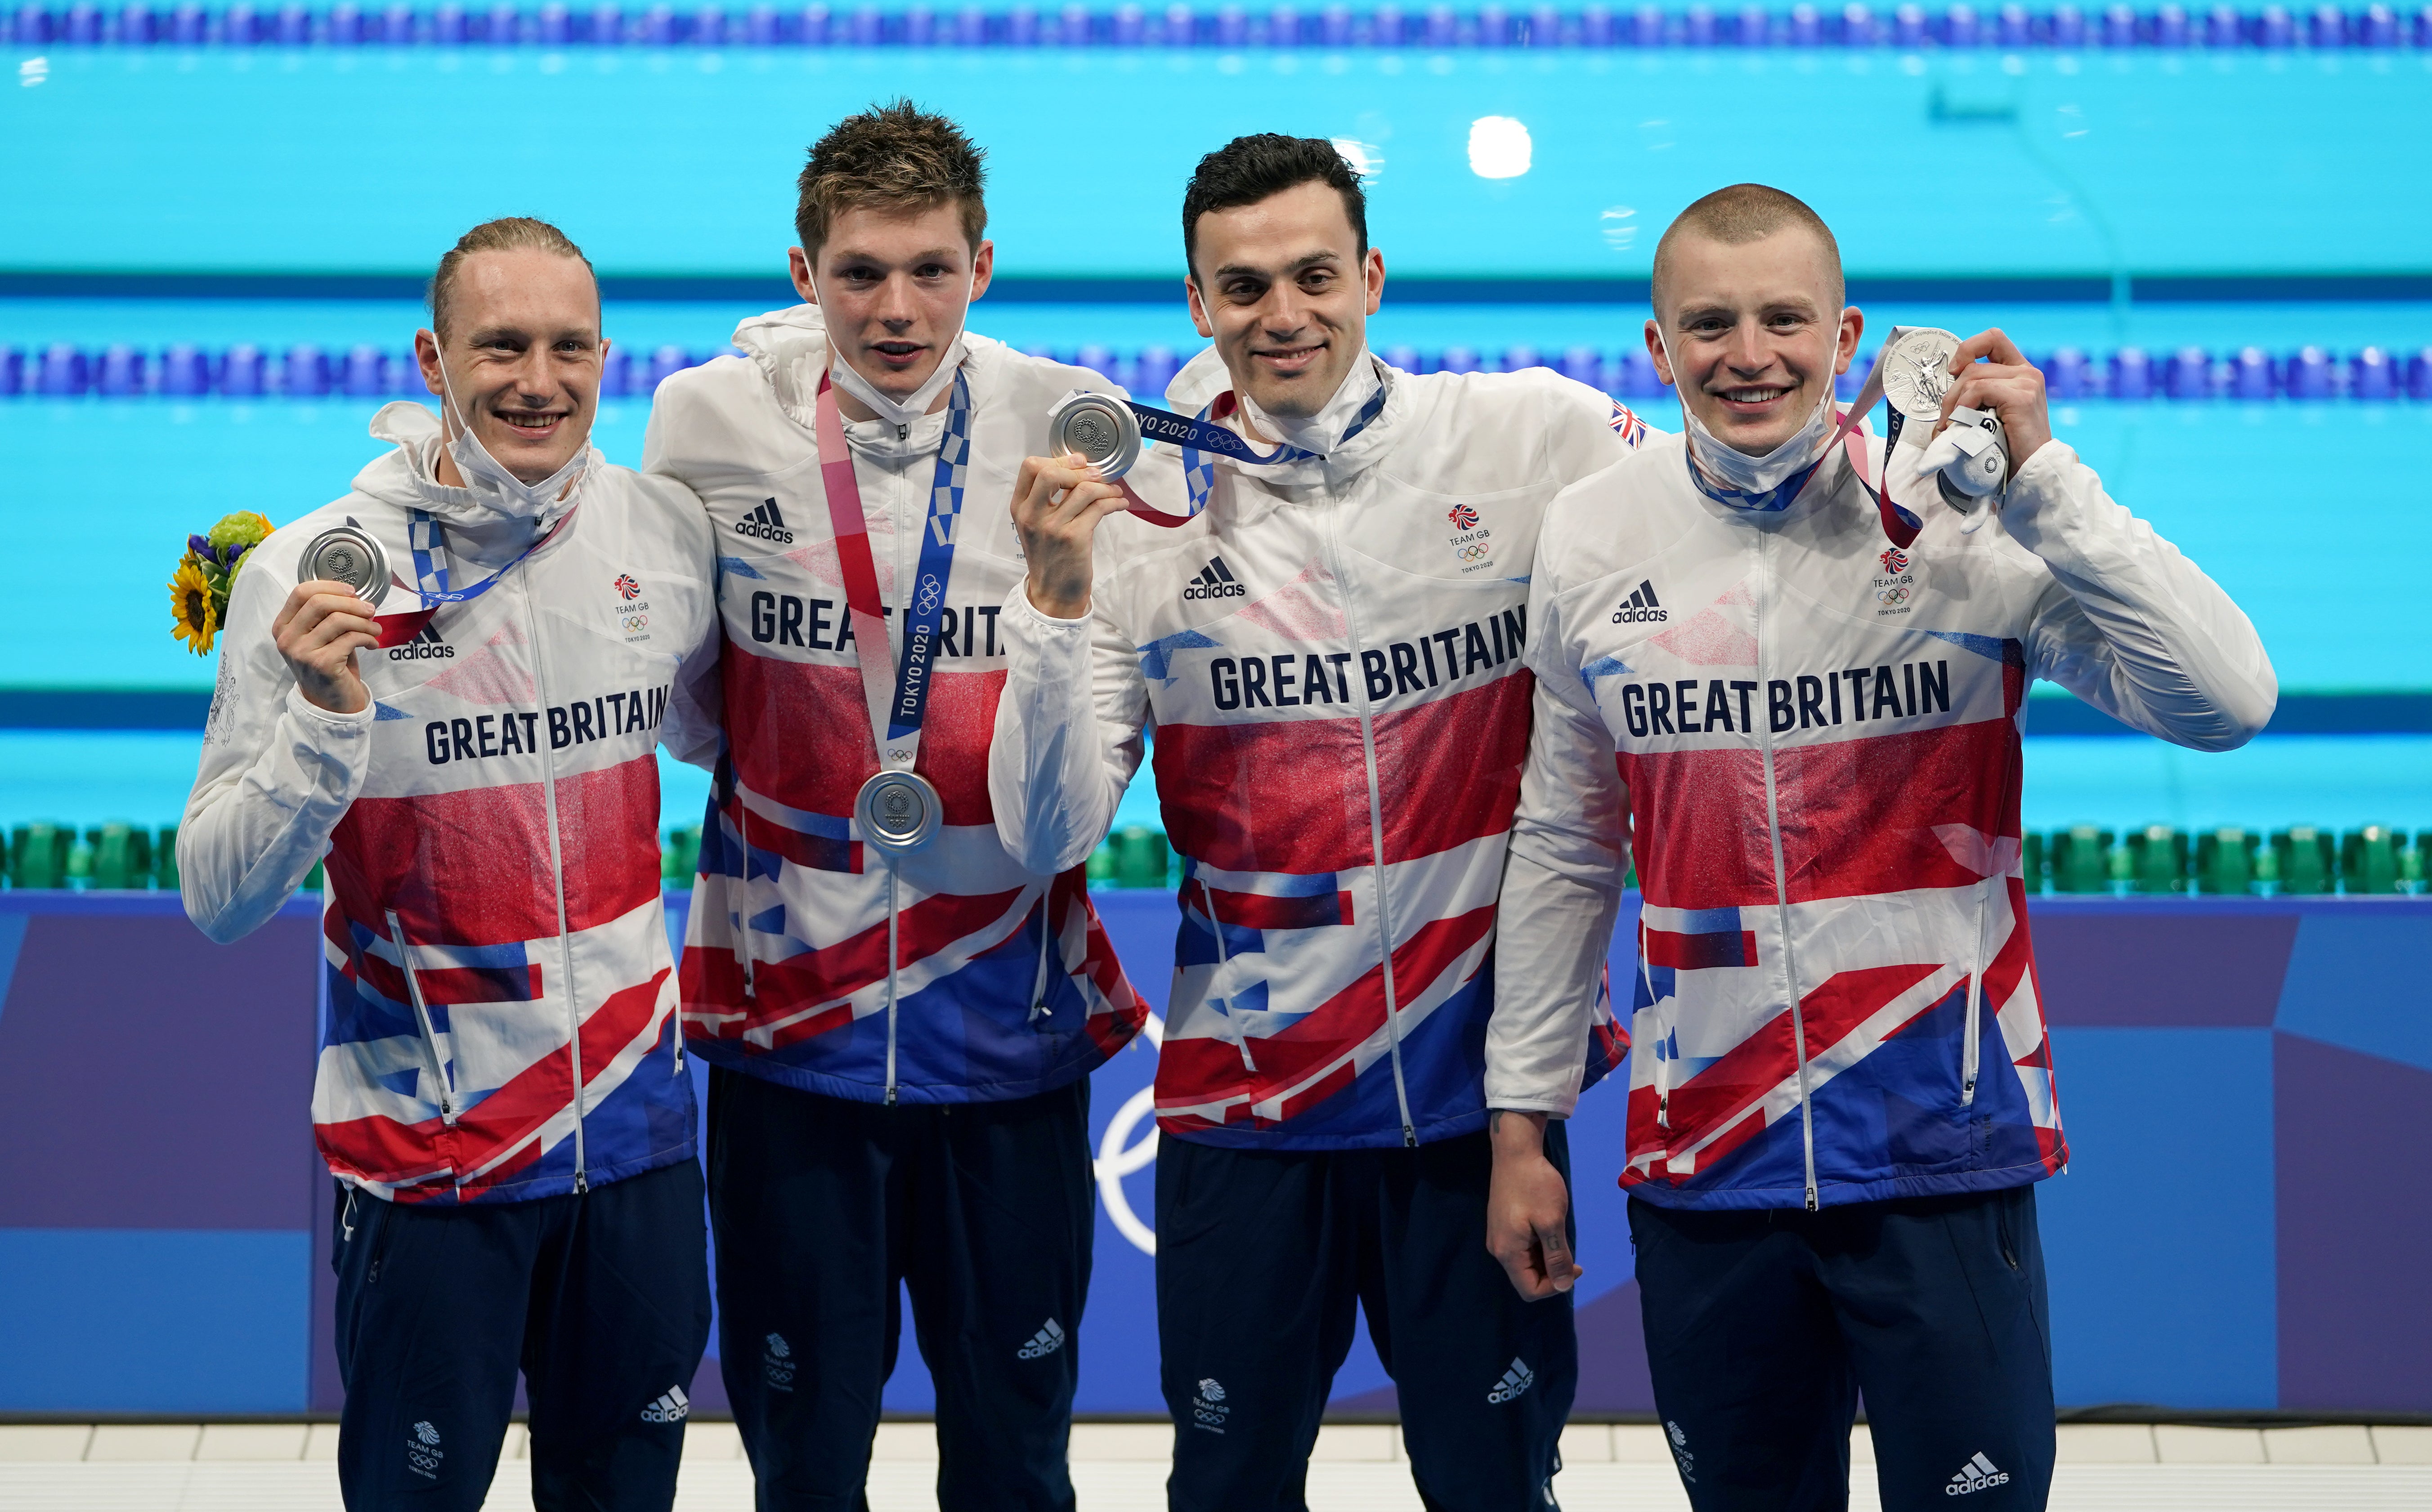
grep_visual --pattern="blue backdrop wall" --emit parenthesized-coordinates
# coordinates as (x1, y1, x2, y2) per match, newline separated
(0, 888, 2424, 1418)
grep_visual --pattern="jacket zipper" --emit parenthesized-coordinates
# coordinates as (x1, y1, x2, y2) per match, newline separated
(1027, 895, 1053, 1024)
(1319, 489, 1416, 1147)
(1753, 529, 1820, 1210)
(882, 440, 912, 1105)
(1962, 879, 1991, 1107)
(385, 908, 457, 1126)
(521, 573, 588, 1192)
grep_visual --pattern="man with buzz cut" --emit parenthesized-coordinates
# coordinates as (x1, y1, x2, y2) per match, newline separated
(181, 216, 719, 1511)
(990, 134, 1657, 1512)
(1490, 183, 2275, 1510)
(641, 100, 1146, 1512)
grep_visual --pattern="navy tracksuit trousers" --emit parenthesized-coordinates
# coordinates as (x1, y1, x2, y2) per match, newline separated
(1156, 1125, 1578, 1512)
(329, 1158, 713, 1512)
(706, 1067, 1095, 1512)
(1629, 1184, 2056, 1512)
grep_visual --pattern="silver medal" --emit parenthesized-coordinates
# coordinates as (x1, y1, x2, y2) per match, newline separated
(298, 523, 391, 609)
(1878, 327, 1964, 444)
(855, 769, 941, 859)
(1046, 389, 1142, 481)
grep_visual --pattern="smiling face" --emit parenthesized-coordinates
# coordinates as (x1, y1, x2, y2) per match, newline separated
(795, 200, 993, 412)
(415, 246, 603, 485)
(1185, 178, 1385, 425)
(1648, 225, 1862, 457)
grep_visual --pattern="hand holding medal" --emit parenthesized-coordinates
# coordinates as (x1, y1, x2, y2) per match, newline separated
(273, 525, 390, 716)
(1011, 394, 1149, 622)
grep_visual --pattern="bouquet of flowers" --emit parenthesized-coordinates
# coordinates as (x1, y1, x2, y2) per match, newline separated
(170, 511, 276, 656)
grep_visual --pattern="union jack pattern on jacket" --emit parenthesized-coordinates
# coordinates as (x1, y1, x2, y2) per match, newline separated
(993, 351, 1653, 1150)
(643, 310, 1145, 1104)
(182, 403, 720, 1204)
(1500, 431, 2275, 1208)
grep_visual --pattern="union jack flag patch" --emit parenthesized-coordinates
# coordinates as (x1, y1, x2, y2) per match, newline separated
(1609, 401, 1650, 448)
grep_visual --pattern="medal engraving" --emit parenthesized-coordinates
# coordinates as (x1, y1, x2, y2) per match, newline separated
(299, 525, 391, 610)
(1047, 390, 1143, 481)
(855, 769, 941, 859)
(1880, 327, 1964, 431)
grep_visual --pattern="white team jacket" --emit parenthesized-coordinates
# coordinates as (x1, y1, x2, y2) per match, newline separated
(990, 346, 1653, 1150)
(642, 306, 1147, 1104)
(1493, 429, 2275, 1208)
(182, 403, 719, 1203)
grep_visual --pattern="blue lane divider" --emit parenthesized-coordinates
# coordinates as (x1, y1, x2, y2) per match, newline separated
(4, 2, 2428, 50)
(5, 339, 2431, 401)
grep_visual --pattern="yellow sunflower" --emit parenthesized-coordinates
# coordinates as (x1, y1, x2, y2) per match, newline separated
(170, 557, 221, 656)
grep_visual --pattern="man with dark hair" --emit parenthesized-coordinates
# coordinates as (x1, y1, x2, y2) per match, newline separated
(990, 133, 1657, 1511)
(182, 216, 718, 1511)
(642, 99, 1146, 1511)
(1492, 182, 2274, 1509)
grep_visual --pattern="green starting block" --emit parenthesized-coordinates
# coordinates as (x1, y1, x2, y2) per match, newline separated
(83, 822, 154, 890)
(2339, 825, 2404, 895)
(2269, 827, 2336, 896)
(663, 825, 702, 884)
(1108, 825, 1171, 890)
(2124, 825, 2190, 895)
(9, 823, 72, 890)
(2194, 828, 2258, 896)
(2048, 826, 2114, 895)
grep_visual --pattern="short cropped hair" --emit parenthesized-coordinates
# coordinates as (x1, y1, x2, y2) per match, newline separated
(1652, 183, 1845, 316)
(428, 217, 596, 340)
(1181, 134, 1368, 277)
(797, 99, 989, 260)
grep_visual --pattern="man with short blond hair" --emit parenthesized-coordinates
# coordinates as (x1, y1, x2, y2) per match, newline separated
(644, 99, 1145, 1510)
(183, 216, 718, 1511)
(1491, 182, 2275, 1509)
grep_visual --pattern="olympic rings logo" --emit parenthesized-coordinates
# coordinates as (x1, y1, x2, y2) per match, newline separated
(622, 613, 649, 632)
(1457, 544, 1490, 563)
(914, 574, 945, 614)
(1877, 586, 1911, 606)
(1095, 1014, 1164, 1256)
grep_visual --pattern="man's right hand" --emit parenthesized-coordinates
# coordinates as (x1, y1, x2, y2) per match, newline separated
(1011, 453, 1131, 620)
(273, 580, 381, 715)
(1487, 1109, 1584, 1301)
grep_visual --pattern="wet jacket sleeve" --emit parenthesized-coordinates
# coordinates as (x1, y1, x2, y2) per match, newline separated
(2000, 441, 2278, 750)
(180, 557, 374, 945)
(1486, 536, 1635, 1117)
(989, 576, 1150, 877)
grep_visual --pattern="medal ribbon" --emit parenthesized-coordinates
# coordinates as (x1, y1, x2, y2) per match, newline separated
(1824, 333, 1941, 550)
(1115, 383, 1389, 527)
(815, 366, 974, 776)
(405, 507, 576, 607)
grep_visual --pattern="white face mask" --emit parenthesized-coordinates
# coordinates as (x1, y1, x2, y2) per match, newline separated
(1237, 347, 1382, 456)
(1660, 327, 1839, 500)
(432, 349, 590, 521)
(820, 273, 974, 429)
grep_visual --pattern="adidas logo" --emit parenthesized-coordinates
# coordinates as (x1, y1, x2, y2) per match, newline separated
(387, 622, 455, 661)
(1182, 555, 1246, 601)
(639, 1385, 690, 1424)
(1017, 1318, 1067, 1360)
(735, 499, 795, 544)
(1945, 1452, 2009, 1495)
(1486, 1357, 1536, 1404)
(1610, 578, 1667, 624)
